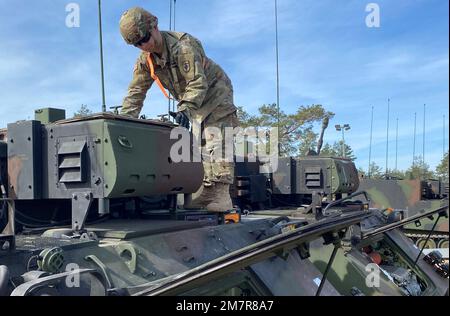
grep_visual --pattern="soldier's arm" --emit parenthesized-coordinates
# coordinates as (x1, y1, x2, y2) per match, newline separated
(176, 39, 208, 113)
(121, 55, 153, 118)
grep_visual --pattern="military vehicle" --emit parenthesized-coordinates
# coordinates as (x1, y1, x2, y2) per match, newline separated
(359, 178, 449, 249)
(0, 108, 448, 296)
(230, 152, 449, 296)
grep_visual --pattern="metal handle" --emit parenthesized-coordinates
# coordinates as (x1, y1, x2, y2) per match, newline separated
(117, 136, 132, 149)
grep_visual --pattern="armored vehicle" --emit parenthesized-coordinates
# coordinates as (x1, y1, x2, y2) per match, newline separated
(230, 153, 449, 296)
(359, 178, 449, 249)
(0, 109, 448, 296)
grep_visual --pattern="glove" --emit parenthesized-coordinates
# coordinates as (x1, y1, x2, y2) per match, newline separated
(169, 110, 190, 129)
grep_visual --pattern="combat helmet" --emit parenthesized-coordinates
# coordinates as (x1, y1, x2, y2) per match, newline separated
(119, 7, 158, 45)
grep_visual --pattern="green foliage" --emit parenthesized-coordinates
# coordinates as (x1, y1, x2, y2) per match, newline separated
(366, 162, 384, 179)
(359, 164, 405, 180)
(237, 104, 334, 156)
(298, 127, 318, 157)
(357, 167, 367, 178)
(319, 141, 356, 161)
(405, 156, 435, 180)
(435, 151, 449, 182)
(73, 104, 93, 118)
(387, 169, 406, 180)
(361, 156, 440, 181)
(319, 143, 335, 156)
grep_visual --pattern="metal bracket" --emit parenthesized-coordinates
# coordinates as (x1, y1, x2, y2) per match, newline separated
(168, 194, 177, 219)
(85, 255, 113, 289)
(72, 192, 93, 231)
(311, 191, 323, 219)
(115, 243, 138, 274)
(109, 105, 122, 115)
(296, 242, 310, 259)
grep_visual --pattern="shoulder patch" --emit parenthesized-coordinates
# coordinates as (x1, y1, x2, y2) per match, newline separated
(178, 51, 195, 81)
(182, 60, 191, 73)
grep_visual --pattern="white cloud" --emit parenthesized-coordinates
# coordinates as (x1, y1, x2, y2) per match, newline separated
(365, 53, 449, 83)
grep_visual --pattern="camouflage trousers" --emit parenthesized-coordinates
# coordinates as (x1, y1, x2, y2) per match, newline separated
(192, 111, 239, 186)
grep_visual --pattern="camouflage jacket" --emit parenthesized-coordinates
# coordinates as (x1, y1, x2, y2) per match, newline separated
(121, 31, 236, 122)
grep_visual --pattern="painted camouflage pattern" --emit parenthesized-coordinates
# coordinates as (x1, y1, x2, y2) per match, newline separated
(358, 179, 449, 247)
(1, 218, 346, 296)
(6, 114, 204, 200)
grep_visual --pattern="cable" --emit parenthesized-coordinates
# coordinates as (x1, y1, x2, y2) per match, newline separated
(15, 210, 61, 224)
(15, 211, 109, 229)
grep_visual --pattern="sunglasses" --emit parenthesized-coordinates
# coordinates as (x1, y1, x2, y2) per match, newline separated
(134, 32, 151, 47)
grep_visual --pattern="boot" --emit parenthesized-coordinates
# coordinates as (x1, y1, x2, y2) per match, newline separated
(205, 183, 233, 213)
(184, 184, 215, 209)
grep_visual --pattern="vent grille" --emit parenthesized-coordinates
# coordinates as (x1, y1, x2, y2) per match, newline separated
(58, 140, 87, 183)
(305, 167, 322, 188)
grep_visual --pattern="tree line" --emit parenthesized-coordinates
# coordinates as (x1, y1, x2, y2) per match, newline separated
(237, 103, 448, 182)
(361, 153, 449, 182)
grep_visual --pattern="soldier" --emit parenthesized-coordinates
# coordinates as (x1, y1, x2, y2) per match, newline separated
(119, 7, 238, 212)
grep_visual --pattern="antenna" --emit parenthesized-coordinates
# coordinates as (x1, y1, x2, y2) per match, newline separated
(172, 0, 177, 114)
(173, 0, 177, 31)
(422, 104, 426, 166)
(169, 0, 172, 30)
(395, 118, 398, 171)
(413, 112, 417, 165)
(98, 0, 106, 112)
(385, 98, 390, 176)
(443, 114, 446, 158)
(368, 106, 374, 178)
(275, 0, 281, 155)
(168, 0, 173, 120)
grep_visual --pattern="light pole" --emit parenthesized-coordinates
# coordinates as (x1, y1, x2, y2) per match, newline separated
(368, 106, 374, 177)
(335, 124, 351, 158)
(275, 0, 281, 156)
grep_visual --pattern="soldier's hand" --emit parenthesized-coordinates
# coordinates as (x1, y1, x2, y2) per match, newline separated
(169, 111, 190, 129)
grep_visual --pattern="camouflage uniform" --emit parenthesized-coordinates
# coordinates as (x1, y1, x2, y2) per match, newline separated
(121, 30, 238, 186)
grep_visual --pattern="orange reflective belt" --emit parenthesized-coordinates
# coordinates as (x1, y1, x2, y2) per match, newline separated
(147, 54, 174, 100)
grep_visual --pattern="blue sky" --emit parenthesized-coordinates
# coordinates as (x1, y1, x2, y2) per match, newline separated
(0, 0, 448, 172)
